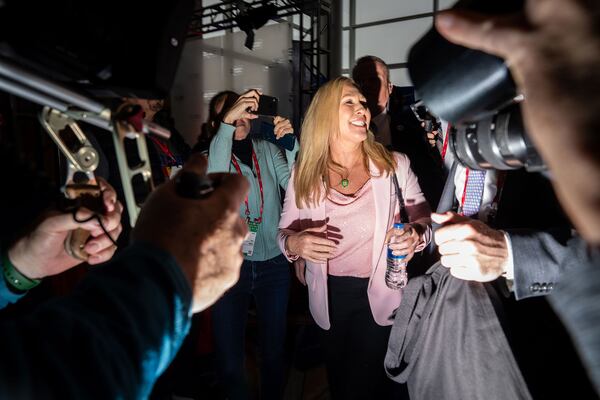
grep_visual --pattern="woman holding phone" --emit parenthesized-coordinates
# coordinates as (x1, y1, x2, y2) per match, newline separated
(207, 89, 298, 400)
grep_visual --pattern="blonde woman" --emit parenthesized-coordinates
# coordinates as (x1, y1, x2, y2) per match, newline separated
(278, 77, 431, 399)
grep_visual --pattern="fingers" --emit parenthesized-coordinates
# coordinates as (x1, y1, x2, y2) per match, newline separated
(240, 89, 261, 100)
(310, 243, 337, 254)
(97, 177, 117, 213)
(438, 239, 479, 257)
(90, 201, 123, 237)
(274, 117, 293, 139)
(435, 222, 482, 246)
(303, 252, 330, 263)
(85, 223, 122, 255)
(223, 95, 259, 124)
(440, 254, 477, 270)
(87, 244, 118, 265)
(427, 132, 438, 147)
(303, 224, 328, 233)
(238, 97, 259, 114)
(431, 211, 466, 225)
(42, 209, 98, 233)
(435, 10, 525, 62)
(310, 235, 337, 248)
(389, 240, 416, 253)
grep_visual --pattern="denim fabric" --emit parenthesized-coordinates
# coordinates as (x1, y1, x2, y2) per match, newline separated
(212, 254, 291, 399)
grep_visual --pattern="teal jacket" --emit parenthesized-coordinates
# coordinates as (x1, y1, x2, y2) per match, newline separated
(208, 124, 298, 262)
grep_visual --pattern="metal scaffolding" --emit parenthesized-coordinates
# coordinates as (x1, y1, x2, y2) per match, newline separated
(188, 0, 332, 126)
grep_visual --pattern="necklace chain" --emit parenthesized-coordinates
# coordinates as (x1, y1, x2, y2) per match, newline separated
(336, 156, 362, 188)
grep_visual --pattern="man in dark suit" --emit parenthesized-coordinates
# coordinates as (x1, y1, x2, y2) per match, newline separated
(352, 56, 446, 210)
(430, 164, 595, 399)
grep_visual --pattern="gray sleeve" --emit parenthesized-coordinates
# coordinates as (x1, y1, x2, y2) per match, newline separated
(548, 241, 600, 396)
(509, 229, 574, 300)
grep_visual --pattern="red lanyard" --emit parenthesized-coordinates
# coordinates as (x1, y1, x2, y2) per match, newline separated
(441, 123, 451, 161)
(230, 149, 264, 224)
(149, 136, 177, 163)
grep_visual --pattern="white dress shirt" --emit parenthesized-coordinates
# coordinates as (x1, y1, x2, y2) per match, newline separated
(439, 120, 514, 279)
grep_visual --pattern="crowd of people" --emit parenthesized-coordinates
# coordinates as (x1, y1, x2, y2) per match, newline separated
(0, 0, 599, 399)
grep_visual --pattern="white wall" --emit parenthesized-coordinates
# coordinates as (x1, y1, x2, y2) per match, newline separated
(342, 0, 451, 87)
(171, 23, 293, 145)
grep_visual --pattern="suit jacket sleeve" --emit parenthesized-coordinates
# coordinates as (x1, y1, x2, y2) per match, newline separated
(548, 239, 600, 395)
(0, 242, 192, 399)
(509, 229, 575, 300)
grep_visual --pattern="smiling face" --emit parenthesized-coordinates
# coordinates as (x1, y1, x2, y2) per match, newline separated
(337, 83, 371, 146)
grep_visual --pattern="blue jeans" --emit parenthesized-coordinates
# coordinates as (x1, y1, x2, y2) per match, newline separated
(212, 254, 290, 400)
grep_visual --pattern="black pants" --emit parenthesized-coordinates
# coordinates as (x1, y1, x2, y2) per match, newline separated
(323, 275, 407, 400)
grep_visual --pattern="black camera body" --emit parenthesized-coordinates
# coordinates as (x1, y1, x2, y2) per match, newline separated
(408, 0, 544, 171)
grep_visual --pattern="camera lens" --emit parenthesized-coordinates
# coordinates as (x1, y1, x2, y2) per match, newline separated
(451, 105, 545, 171)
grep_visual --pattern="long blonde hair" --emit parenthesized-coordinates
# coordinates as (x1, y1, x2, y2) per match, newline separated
(294, 77, 396, 208)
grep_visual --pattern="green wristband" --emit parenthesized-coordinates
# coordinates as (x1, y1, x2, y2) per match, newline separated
(2, 250, 41, 291)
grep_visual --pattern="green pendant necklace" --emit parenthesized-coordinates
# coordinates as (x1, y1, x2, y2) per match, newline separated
(336, 154, 361, 188)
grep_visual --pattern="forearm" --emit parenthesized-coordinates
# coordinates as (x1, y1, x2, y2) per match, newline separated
(207, 124, 236, 173)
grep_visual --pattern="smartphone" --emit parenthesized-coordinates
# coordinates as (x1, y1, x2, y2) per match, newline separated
(256, 95, 278, 117)
(250, 117, 296, 151)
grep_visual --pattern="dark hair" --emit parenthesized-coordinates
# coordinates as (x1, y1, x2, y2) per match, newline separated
(199, 90, 239, 142)
(351, 55, 390, 82)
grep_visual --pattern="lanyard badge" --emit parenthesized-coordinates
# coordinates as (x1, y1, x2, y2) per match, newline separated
(231, 148, 264, 257)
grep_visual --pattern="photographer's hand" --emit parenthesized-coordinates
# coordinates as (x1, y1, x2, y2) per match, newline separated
(8, 178, 123, 279)
(433, 211, 509, 282)
(435, 1, 600, 244)
(133, 154, 249, 313)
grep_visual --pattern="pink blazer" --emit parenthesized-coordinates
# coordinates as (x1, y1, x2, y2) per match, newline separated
(278, 152, 432, 329)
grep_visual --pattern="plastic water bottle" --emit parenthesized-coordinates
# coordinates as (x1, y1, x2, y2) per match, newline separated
(386, 222, 408, 290)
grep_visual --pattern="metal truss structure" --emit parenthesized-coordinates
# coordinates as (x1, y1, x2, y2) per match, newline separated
(188, 0, 331, 125)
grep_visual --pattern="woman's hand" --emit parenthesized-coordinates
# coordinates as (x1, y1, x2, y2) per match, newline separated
(273, 116, 294, 139)
(222, 89, 260, 125)
(286, 224, 337, 263)
(385, 223, 421, 263)
(293, 259, 306, 286)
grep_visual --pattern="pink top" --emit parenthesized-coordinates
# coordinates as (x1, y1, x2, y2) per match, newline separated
(278, 152, 432, 329)
(326, 180, 374, 278)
